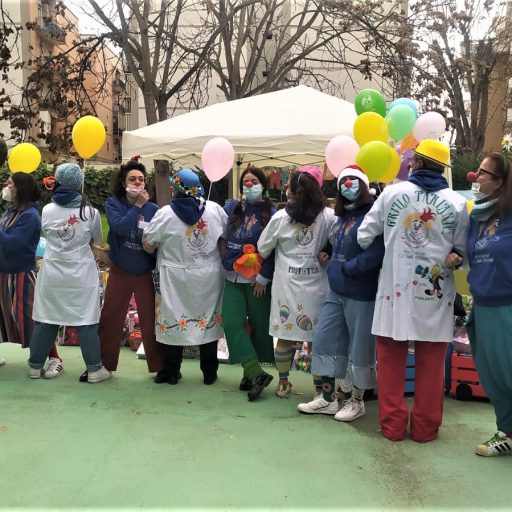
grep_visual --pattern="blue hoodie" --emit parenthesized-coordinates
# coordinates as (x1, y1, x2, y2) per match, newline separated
(223, 199, 276, 281)
(467, 212, 512, 306)
(328, 203, 384, 301)
(0, 203, 40, 273)
(106, 196, 158, 275)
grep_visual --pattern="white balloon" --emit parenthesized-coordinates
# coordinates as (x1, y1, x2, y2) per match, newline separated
(413, 112, 446, 141)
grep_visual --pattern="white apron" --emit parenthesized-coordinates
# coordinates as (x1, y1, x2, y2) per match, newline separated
(33, 203, 102, 326)
(144, 202, 227, 346)
(357, 182, 469, 342)
(258, 207, 336, 342)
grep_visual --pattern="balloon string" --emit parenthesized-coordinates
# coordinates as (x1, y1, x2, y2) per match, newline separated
(82, 159, 87, 195)
(207, 181, 212, 201)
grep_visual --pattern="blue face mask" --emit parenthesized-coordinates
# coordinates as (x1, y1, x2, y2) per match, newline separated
(340, 181, 360, 201)
(243, 184, 263, 202)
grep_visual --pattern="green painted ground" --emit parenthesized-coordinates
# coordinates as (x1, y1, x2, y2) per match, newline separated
(0, 343, 510, 511)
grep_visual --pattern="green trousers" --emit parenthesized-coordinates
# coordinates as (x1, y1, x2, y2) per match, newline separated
(222, 280, 274, 364)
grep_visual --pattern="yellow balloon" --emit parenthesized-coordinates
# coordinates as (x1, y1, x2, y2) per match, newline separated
(8, 143, 41, 173)
(353, 112, 388, 147)
(466, 199, 474, 213)
(72, 115, 106, 159)
(379, 148, 400, 183)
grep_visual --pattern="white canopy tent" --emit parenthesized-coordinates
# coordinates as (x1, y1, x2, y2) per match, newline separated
(122, 86, 357, 195)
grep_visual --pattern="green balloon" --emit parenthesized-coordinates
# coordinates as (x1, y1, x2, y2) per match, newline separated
(0, 137, 6, 167)
(386, 104, 416, 141)
(356, 141, 392, 181)
(355, 89, 387, 117)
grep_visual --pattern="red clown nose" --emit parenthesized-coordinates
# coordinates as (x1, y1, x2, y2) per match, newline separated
(243, 180, 253, 188)
(466, 171, 477, 182)
(344, 180, 353, 188)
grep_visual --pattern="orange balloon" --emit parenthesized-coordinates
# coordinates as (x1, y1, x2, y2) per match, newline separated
(400, 132, 418, 154)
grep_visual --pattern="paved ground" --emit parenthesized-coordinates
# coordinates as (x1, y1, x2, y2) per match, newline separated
(0, 343, 509, 511)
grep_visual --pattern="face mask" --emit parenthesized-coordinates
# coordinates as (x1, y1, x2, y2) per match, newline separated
(1, 187, 12, 202)
(471, 182, 490, 201)
(126, 185, 141, 198)
(340, 181, 360, 201)
(243, 184, 263, 202)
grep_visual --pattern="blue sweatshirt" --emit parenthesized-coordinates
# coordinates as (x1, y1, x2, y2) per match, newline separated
(328, 203, 384, 301)
(223, 199, 276, 281)
(0, 203, 40, 273)
(106, 196, 158, 275)
(467, 212, 512, 306)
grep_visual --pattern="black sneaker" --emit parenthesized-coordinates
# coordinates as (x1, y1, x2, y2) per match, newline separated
(154, 370, 170, 384)
(79, 370, 88, 383)
(203, 372, 218, 385)
(247, 372, 274, 401)
(168, 372, 183, 385)
(239, 376, 252, 391)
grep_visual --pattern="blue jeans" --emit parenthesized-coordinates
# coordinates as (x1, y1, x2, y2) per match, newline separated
(29, 322, 102, 372)
(311, 289, 377, 390)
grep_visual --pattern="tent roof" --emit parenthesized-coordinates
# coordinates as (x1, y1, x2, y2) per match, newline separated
(122, 85, 357, 168)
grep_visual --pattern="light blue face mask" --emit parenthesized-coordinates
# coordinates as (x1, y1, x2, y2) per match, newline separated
(340, 181, 360, 201)
(243, 184, 263, 202)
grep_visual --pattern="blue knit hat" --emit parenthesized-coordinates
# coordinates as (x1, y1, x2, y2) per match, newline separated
(55, 163, 84, 192)
(170, 169, 204, 198)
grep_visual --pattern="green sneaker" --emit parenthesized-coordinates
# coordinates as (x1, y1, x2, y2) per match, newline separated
(476, 432, 512, 457)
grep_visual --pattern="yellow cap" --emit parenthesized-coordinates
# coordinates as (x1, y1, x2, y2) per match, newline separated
(414, 140, 451, 167)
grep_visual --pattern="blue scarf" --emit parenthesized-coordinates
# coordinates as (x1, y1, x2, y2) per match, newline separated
(170, 196, 205, 225)
(408, 169, 449, 192)
(52, 185, 82, 208)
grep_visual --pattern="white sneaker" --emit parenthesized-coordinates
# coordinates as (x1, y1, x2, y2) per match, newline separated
(29, 367, 43, 379)
(298, 397, 339, 415)
(476, 431, 512, 457)
(88, 366, 112, 383)
(334, 398, 365, 422)
(0, 358, 5, 367)
(44, 358, 64, 379)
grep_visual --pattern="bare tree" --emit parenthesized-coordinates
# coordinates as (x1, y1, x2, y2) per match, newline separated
(190, 0, 409, 102)
(409, 0, 511, 154)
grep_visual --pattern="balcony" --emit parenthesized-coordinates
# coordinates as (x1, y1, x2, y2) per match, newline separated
(39, 99, 60, 116)
(36, 17, 67, 46)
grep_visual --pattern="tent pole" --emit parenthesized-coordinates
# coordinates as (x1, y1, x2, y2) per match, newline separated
(232, 156, 242, 199)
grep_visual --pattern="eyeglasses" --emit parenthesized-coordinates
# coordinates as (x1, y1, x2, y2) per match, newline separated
(475, 168, 498, 179)
(127, 176, 145, 182)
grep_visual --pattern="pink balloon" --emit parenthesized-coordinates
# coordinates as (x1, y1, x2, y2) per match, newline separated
(412, 112, 446, 141)
(325, 135, 360, 177)
(201, 137, 235, 182)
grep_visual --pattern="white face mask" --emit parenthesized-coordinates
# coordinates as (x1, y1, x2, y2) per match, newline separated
(471, 182, 490, 201)
(126, 185, 141, 198)
(243, 184, 263, 202)
(2, 187, 12, 202)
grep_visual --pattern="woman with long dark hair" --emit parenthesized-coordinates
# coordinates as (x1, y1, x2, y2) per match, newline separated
(446, 152, 512, 456)
(0, 172, 63, 375)
(298, 165, 383, 421)
(28, 163, 111, 383)
(258, 166, 335, 398)
(222, 165, 276, 401)
(98, 157, 165, 383)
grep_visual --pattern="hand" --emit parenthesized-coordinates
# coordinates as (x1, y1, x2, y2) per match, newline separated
(445, 252, 463, 269)
(142, 236, 157, 254)
(135, 190, 150, 208)
(252, 282, 267, 297)
(318, 251, 330, 263)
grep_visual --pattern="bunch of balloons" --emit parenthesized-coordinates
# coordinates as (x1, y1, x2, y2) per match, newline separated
(325, 88, 447, 183)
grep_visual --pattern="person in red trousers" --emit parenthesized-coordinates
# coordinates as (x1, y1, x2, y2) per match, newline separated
(357, 140, 469, 442)
(96, 157, 165, 383)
